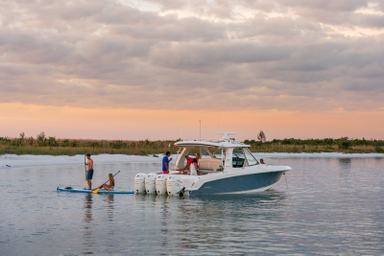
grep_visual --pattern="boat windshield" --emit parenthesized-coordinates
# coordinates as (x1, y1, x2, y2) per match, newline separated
(243, 148, 259, 166)
(232, 148, 259, 168)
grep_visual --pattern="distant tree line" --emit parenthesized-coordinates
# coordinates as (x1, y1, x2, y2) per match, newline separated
(0, 131, 383, 155)
(0, 132, 178, 156)
(245, 137, 384, 148)
(244, 131, 384, 153)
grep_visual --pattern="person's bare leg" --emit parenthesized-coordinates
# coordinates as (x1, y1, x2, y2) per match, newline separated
(102, 184, 113, 191)
(87, 179, 92, 190)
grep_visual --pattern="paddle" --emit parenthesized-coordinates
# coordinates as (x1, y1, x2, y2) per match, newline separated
(84, 155, 87, 189)
(92, 170, 121, 194)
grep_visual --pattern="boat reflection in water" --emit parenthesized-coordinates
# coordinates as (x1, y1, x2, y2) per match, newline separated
(134, 189, 287, 250)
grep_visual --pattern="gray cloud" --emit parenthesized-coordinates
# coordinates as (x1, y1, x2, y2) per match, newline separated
(111, 17, 227, 42)
(0, 0, 383, 112)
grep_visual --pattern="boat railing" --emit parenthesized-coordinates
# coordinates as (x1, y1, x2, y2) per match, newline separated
(198, 138, 221, 142)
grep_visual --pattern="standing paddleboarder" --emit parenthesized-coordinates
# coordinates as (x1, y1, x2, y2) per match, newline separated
(84, 154, 94, 190)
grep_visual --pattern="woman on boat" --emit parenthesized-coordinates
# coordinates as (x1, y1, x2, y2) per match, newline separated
(94, 173, 115, 191)
(195, 153, 201, 175)
(190, 158, 198, 176)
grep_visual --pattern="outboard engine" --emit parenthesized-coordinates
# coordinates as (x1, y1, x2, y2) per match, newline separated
(156, 175, 168, 195)
(134, 173, 147, 194)
(145, 173, 158, 195)
(166, 175, 184, 196)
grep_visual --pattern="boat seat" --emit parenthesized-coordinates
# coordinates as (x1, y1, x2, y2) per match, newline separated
(199, 158, 222, 173)
(200, 168, 223, 174)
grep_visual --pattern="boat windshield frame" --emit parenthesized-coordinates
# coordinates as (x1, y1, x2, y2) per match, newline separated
(243, 147, 259, 166)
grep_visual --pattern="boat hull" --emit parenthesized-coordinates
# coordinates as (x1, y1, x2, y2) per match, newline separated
(189, 171, 285, 196)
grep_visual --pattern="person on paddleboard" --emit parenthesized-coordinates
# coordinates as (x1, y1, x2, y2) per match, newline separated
(94, 173, 115, 191)
(84, 154, 94, 190)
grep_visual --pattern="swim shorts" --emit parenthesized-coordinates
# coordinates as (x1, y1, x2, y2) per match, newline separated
(163, 170, 169, 174)
(86, 169, 94, 179)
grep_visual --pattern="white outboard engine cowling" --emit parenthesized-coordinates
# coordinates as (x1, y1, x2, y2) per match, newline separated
(156, 175, 168, 195)
(166, 175, 184, 196)
(134, 173, 147, 194)
(145, 173, 158, 195)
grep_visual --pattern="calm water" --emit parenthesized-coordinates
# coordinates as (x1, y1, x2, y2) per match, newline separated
(1, 154, 384, 255)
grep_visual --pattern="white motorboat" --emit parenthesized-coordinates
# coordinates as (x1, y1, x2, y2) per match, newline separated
(134, 132, 291, 196)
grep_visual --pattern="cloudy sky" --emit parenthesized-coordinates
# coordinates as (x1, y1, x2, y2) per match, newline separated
(1, 0, 383, 140)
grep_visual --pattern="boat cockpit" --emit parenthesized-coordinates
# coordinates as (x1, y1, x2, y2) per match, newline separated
(173, 142, 260, 175)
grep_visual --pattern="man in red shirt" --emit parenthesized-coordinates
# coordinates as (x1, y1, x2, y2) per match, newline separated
(181, 155, 194, 173)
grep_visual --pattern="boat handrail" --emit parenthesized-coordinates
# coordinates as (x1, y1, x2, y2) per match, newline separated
(199, 138, 221, 143)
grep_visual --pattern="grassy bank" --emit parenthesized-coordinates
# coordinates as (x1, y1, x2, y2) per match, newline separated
(0, 133, 179, 156)
(246, 137, 384, 154)
(1, 144, 382, 156)
(248, 144, 382, 154)
(0, 144, 177, 156)
(1, 133, 383, 156)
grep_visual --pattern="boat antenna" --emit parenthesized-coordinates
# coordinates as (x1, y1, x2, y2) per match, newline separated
(180, 112, 182, 140)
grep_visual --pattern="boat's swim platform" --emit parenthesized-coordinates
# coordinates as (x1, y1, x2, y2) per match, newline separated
(57, 187, 134, 194)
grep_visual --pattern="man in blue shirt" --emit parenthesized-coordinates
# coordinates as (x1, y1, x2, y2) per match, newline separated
(162, 151, 172, 174)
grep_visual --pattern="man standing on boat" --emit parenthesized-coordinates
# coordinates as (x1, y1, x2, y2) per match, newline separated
(162, 151, 172, 174)
(85, 154, 94, 190)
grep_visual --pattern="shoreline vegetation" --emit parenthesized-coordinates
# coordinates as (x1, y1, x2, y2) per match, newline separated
(1, 132, 384, 156)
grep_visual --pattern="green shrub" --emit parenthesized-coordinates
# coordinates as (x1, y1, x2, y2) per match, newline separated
(339, 141, 352, 150)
